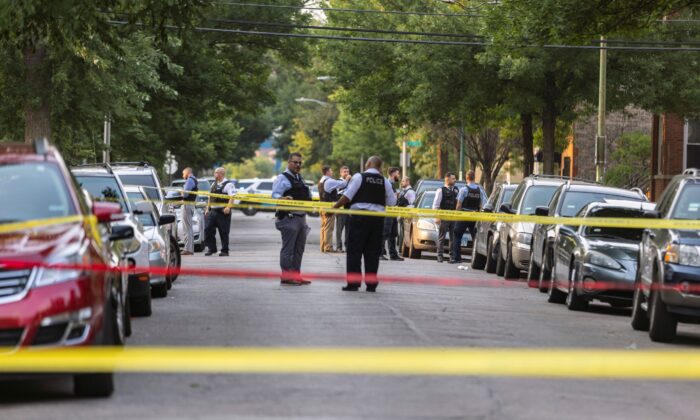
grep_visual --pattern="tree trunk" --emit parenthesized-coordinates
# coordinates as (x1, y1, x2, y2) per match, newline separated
(541, 103, 556, 175)
(24, 42, 51, 143)
(541, 73, 557, 175)
(436, 142, 449, 178)
(520, 113, 534, 177)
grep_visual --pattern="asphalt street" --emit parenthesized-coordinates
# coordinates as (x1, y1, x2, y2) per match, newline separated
(3, 212, 700, 419)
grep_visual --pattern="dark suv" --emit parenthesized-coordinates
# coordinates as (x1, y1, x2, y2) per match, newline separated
(631, 168, 700, 342)
(529, 181, 647, 288)
(0, 140, 132, 397)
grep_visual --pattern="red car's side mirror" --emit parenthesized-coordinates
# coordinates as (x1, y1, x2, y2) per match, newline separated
(92, 201, 124, 223)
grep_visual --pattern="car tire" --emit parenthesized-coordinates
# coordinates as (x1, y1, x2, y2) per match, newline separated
(167, 238, 181, 283)
(131, 293, 152, 317)
(648, 270, 677, 342)
(547, 263, 567, 304)
(242, 206, 258, 216)
(495, 244, 505, 276)
(124, 297, 132, 337)
(527, 251, 540, 288)
(631, 276, 650, 331)
(503, 242, 519, 280)
(538, 250, 552, 293)
(408, 230, 422, 259)
(152, 281, 168, 298)
(471, 242, 487, 270)
(566, 265, 588, 311)
(74, 284, 120, 398)
(401, 235, 409, 258)
(485, 236, 498, 274)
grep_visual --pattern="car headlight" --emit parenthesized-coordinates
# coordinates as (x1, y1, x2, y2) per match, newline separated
(417, 219, 437, 231)
(515, 232, 532, 245)
(586, 251, 623, 270)
(35, 244, 89, 288)
(665, 244, 700, 267)
(149, 239, 163, 252)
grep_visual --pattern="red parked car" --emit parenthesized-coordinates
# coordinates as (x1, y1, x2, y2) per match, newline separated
(0, 140, 132, 397)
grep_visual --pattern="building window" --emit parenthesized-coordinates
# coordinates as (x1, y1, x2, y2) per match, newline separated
(686, 119, 700, 170)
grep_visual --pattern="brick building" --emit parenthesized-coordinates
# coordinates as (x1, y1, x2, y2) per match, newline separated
(561, 107, 652, 183)
(651, 114, 700, 200)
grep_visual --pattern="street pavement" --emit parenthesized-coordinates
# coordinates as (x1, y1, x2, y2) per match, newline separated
(2, 212, 700, 419)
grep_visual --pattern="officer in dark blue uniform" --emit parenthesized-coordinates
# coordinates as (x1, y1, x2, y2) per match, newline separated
(333, 156, 397, 292)
(272, 152, 313, 285)
(204, 167, 236, 256)
(453, 170, 487, 263)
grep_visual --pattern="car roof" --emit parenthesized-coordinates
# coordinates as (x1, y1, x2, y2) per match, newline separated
(561, 183, 645, 198)
(71, 166, 114, 176)
(584, 200, 656, 213)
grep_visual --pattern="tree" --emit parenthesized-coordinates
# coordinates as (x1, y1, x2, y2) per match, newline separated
(330, 108, 400, 173)
(0, 1, 207, 143)
(605, 132, 651, 192)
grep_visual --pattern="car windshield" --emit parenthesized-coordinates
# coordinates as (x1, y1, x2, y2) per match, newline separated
(0, 162, 76, 223)
(519, 185, 558, 215)
(583, 208, 645, 241)
(118, 174, 160, 200)
(257, 182, 273, 191)
(125, 191, 147, 207)
(501, 188, 515, 204)
(419, 192, 435, 209)
(136, 212, 156, 227)
(672, 184, 700, 220)
(75, 175, 128, 212)
(238, 181, 254, 190)
(560, 191, 643, 217)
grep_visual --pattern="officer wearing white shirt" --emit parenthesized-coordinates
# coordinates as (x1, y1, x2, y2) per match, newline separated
(204, 167, 237, 256)
(432, 172, 459, 263)
(318, 166, 336, 253)
(333, 156, 397, 292)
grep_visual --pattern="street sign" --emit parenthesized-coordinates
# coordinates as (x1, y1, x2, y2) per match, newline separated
(406, 140, 422, 147)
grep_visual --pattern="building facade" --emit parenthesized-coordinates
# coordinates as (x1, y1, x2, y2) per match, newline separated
(651, 114, 700, 200)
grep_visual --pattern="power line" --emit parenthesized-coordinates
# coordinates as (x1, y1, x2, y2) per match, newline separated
(213, 1, 484, 17)
(210, 18, 486, 39)
(108, 20, 700, 51)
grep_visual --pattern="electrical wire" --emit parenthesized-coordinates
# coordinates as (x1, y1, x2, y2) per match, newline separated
(108, 20, 700, 52)
(209, 18, 486, 39)
(213, 1, 484, 17)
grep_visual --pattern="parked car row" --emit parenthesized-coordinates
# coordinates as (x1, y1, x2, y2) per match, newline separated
(0, 145, 187, 397)
(470, 171, 700, 343)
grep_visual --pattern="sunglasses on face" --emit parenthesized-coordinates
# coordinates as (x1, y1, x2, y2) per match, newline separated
(290, 160, 302, 165)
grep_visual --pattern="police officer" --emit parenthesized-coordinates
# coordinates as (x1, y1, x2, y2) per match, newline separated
(181, 167, 198, 255)
(333, 156, 397, 292)
(397, 176, 416, 207)
(453, 170, 487, 263)
(381, 167, 403, 261)
(272, 153, 313, 285)
(432, 172, 459, 263)
(318, 165, 337, 253)
(323, 166, 351, 252)
(204, 167, 236, 256)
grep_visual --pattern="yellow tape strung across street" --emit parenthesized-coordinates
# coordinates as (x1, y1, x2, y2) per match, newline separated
(171, 188, 700, 230)
(0, 215, 89, 234)
(1, 347, 700, 380)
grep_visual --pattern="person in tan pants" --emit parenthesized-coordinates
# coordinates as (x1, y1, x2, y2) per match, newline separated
(318, 166, 336, 252)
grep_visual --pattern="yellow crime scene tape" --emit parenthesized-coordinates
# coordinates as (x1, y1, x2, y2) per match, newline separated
(171, 188, 700, 230)
(0, 215, 100, 240)
(1, 347, 700, 380)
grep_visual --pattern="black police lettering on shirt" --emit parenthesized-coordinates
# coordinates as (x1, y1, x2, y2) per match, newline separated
(366, 177, 385, 185)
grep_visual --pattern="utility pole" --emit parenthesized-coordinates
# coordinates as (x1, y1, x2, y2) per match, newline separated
(102, 114, 111, 164)
(401, 140, 407, 179)
(595, 36, 607, 183)
(459, 124, 465, 180)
